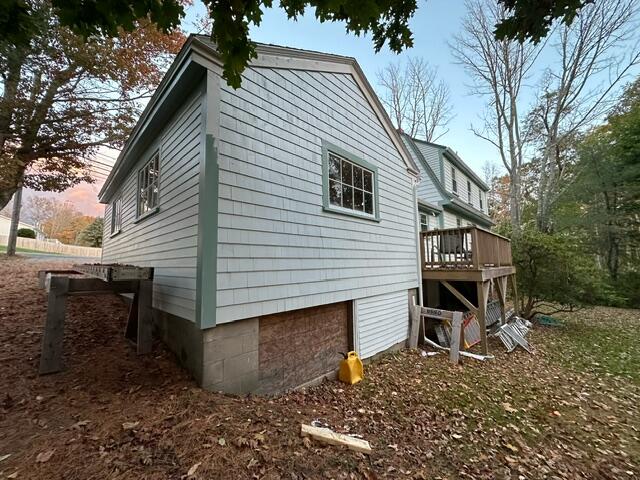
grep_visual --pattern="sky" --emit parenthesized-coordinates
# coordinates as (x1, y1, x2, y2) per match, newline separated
(30, 0, 638, 220)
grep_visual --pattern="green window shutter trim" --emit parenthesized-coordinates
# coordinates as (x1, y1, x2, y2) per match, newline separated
(196, 134, 218, 329)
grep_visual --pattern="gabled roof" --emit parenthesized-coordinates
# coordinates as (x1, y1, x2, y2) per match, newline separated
(400, 132, 448, 198)
(401, 133, 493, 227)
(411, 138, 489, 191)
(99, 36, 419, 201)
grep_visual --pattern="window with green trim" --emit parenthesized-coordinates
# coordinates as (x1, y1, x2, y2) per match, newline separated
(323, 143, 379, 220)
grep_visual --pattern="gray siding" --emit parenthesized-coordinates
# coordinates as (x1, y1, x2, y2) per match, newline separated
(443, 158, 487, 215)
(214, 66, 418, 323)
(415, 142, 441, 177)
(356, 290, 408, 359)
(401, 136, 441, 205)
(102, 86, 205, 322)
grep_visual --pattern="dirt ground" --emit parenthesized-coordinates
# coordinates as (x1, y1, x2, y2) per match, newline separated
(0, 257, 638, 480)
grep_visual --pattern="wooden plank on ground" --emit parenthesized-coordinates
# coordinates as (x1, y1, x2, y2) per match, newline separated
(408, 295, 420, 349)
(39, 276, 69, 375)
(301, 424, 372, 454)
(449, 311, 464, 365)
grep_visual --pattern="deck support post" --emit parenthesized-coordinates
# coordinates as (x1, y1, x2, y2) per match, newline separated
(39, 276, 70, 375)
(476, 280, 490, 355)
(509, 274, 519, 316)
(495, 276, 508, 325)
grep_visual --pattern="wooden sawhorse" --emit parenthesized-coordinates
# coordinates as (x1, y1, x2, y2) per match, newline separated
(38, 270, 153, 375)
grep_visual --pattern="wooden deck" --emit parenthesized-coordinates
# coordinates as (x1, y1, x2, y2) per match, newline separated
(420, 226, 514, 281)
(419, 226, 517, 355)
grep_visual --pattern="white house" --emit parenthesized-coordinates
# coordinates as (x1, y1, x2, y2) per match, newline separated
(0, 213, 46, 241)
(400, 134, 492, 231)
(98, 36, 421, 394)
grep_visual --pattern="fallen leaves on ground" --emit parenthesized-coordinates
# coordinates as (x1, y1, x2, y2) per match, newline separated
(0, 256, 638, 479)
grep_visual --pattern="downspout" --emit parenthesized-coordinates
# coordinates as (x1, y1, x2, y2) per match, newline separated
(413, 179, 423, 306)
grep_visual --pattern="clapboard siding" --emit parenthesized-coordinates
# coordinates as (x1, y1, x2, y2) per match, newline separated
(214, 66, 418, 323)
(356, 290, 409, 359)
(401, 136, 441, 205)
(443, 158, 487, 214)
(415, 142, 441, 177)
(442, 210, 459, 228)
(102, 86, 205, 322)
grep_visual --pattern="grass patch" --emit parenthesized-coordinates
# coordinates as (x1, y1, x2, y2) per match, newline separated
(544, 307, 640, 383)
(0, 245, 59, 254)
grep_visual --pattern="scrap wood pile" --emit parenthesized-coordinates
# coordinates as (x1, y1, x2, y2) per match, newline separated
(423, 301, 534, 358)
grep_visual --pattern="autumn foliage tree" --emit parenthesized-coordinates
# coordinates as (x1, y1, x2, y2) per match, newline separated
(0, 1, 185, 211)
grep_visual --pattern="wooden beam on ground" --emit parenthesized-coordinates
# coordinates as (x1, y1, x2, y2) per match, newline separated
(408, 294, 420, 349)
(39, 276, 69, 375)
(136, 279, 153, 354)
(441, 281, 477, 314)
(301, 424, 372, 454)
(449, 311, 464, 365)
(476, 280, 490, 355)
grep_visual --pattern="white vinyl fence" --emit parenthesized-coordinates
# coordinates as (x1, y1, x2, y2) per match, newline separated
(0, 235, 102, 258)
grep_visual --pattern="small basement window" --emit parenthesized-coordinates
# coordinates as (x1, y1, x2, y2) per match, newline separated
(137, 152, 160, 218)
(323, 142, 379, 221)
(110, 195, 122, 235)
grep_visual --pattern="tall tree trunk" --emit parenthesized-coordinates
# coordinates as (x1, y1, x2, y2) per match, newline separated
(6, 185, 23, 256)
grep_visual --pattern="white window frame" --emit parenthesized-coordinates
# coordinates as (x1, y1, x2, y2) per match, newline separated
(136, 151, 160, 220)
(467, 180, 472, 204)
(451, 167, 458, 194)
(110, 195, 122, 236)
(322, 141, 380, 222)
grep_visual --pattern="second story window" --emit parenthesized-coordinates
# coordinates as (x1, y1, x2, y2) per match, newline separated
(137, 152, 160, 218)
(480, 190, 484, 210)
(467, 180, 472, 204)
(451, 167, 457, 194)
(111, 195, 122, 235)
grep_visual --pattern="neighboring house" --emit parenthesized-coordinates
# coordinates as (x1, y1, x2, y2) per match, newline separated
(98, 35, 421, 394)
(400, 134, 492, 231)
(0, 213, 47, 240)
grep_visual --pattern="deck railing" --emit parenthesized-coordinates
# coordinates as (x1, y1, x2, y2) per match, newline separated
(420, 226, 512, 270)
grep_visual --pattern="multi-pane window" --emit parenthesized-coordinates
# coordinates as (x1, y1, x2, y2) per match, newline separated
(479, 190, 484, 210)
(137, 152, 160, 217)
(467, 180, 472, 204)
(451, 167, 457, 194)
(328, 152, 374, 215)
(420, 213, 429, 231)
(110, 195, 122, 235)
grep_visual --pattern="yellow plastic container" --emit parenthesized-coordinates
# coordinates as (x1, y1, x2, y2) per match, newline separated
(338, 351, 364, 385)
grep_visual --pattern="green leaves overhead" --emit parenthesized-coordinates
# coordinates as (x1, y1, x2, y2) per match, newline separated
(206, 0, 418, 88)
(494, 0, 594, 43)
